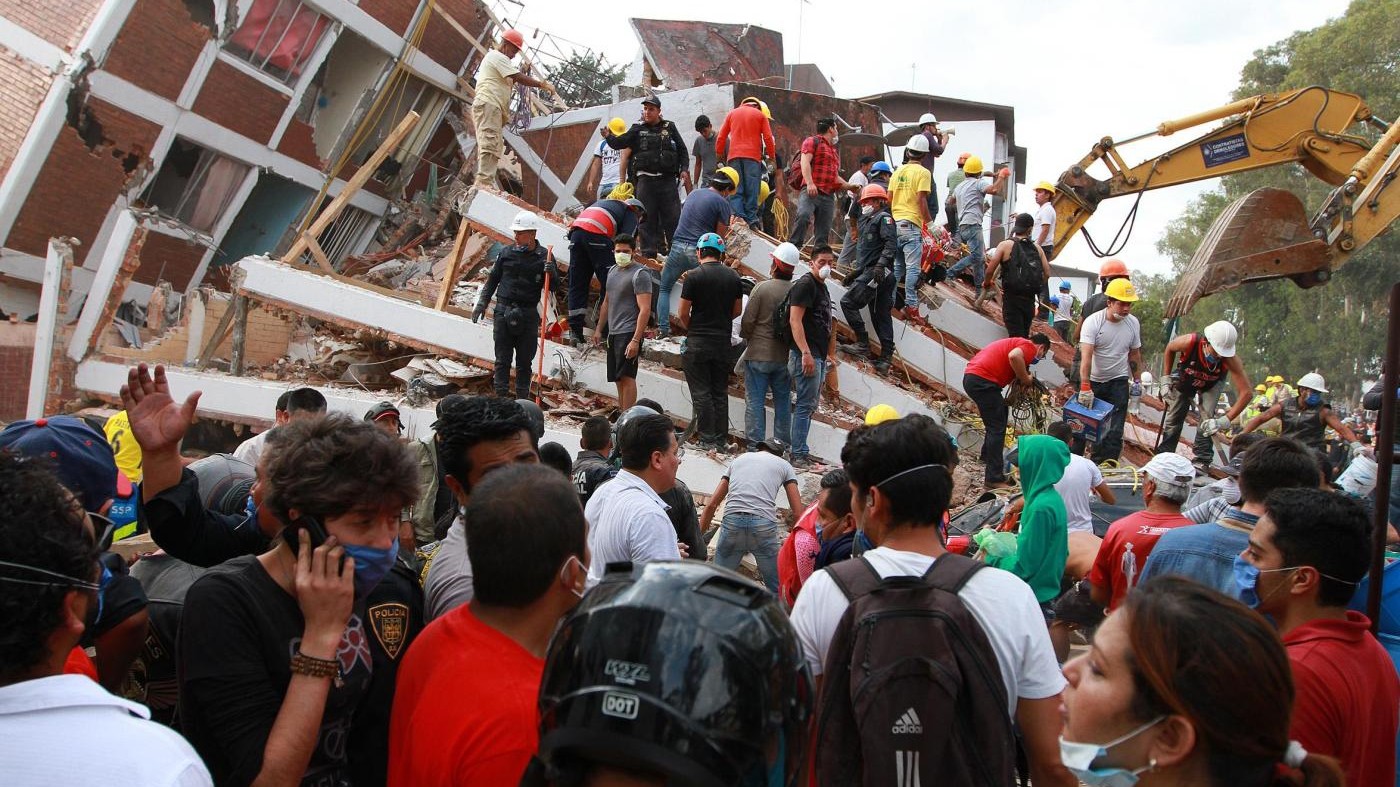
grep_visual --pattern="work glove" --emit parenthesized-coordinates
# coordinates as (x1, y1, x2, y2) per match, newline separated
(540, 80, 557, 94)
(871, 265, 888, 283)
(1076, 389, 1095, 408)
(471, 309, 483, 323)
(1162, 386, 1179, 408)
(1199, 418, 1223, 438)
(1130, 382, 1143, 397)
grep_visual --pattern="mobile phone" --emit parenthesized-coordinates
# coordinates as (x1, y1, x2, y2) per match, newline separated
(286, 515, 331, 557)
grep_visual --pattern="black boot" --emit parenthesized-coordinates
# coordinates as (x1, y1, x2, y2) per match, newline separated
(838, 336, 870, 358)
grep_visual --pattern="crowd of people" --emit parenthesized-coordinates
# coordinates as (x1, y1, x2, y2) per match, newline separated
(1, 354, 1396, 786)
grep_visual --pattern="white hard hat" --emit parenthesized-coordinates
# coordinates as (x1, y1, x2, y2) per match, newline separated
(918, 113, 939, 126)
(1140, 371, 1154, 385)
(772, 242, 800, 268)
(1202, 320, 1238, 358)
(1296, 372, 1328, 393)
(509, 211, 537, 232)
(906, 134, 931, 154)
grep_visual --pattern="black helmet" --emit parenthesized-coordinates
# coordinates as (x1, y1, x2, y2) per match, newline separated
(188, 453, 256, 516)
(515, 398, 546, 441)
(523, 561, 812, 786)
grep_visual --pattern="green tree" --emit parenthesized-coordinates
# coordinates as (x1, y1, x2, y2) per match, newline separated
(543, 50, 625, 108)
(1155, 0, 1400, 402)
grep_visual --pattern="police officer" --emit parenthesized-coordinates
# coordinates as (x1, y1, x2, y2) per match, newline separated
(838, 184, 898, 375)
(473, 211, 555, 399)
(565, 197, 645, 346)
(571, 415, 615, 506)
(604, 95, 690, 258)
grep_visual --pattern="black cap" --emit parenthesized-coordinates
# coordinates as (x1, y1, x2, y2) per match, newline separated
(641, 94, 661, 107)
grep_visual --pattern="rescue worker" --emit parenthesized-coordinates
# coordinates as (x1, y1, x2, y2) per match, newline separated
(944, 151, 970, 229)
(604, 95, 690, 258)
(838, 184, 898, 374)
(963, 334, 1053, 488)
(1076, 278, 1143, 462)
(889, 135, 933, 317)
(839, 160, 891, 268)
(1156, 320, 1253, 468)
(470, 29, 555, 189)
(713, 96, 776, 224)
(657, 167, 736, 337)
(564, 197, 645, 345)
(913, 112, 949, 217)
(1070, 258, 1131, 384)
(946, 155, 1010, 301)
(1242, 372, 1362, 455)
(473, 211, 555, 399)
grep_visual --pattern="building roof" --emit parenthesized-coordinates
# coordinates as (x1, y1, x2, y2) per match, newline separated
(857, 90, 1027, 184)
(628, 19, 783, 90)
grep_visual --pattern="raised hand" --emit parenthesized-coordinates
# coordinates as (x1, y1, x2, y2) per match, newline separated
(120, 363, 201, 455)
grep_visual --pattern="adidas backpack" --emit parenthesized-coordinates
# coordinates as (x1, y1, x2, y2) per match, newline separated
(815, 553, 1017, 786)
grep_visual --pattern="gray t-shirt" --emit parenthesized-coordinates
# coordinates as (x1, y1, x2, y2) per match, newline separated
(723, 451, 798, 523)
(692, 132, 718, 183)
(1079, 309, 1142, 382)
(422, 517, 472, 621)
(605, 264, 654, 336)
(954, 176, 990, 227)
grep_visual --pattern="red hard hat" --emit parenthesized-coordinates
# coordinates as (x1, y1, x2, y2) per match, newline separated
(1099, 258, 1130, 278)
(502, 28, 525, 49)
(860, 184, 889, 202)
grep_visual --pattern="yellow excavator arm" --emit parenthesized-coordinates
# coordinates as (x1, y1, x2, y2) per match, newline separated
(1044, 87, 1398, 316)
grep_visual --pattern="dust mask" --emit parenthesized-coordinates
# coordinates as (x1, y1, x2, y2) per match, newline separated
(1059, 716, 1164, 787)
(861, 205, 875, 216)
(614, 252, 635, 268)
(815, 265, 832, 281)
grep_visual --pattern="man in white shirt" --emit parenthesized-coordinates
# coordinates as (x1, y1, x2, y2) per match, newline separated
(1076, 278, 1143, 463)
(585, 118, 625, 200)
(790, 415, 1075, 787)
(471, 29, 555, 190)
(1033, 181, 1058, 321)
(585, 413, 685, 581)
(0, 451, 212, 786)
(232, 387, 325, 466)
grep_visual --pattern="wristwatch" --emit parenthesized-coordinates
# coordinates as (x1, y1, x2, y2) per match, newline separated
(291, 650, 343, 687)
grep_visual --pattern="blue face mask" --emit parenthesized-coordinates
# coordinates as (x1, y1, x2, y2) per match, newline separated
(94, 565, 112, 626)
(1204, 351, 1219, 364)
(342, 540, 399, 598)
(1059, 716, 1164, 787)
(1304, 391, 1323, 408)
(1232, 553, 1301, 609)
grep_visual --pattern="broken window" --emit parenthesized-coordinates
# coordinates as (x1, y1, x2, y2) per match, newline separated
(317, 206, 375, 265)
(143, 139, 250, 233)
(225, 0, 330, 85)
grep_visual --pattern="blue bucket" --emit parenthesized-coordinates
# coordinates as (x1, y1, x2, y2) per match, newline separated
(1063, 398, 1116, 443)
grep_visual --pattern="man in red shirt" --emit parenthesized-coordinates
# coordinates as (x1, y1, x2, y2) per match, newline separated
(714, 96, 776, 224)
(1087, 451, 1195, 611)
(388, 464, 589, 785)
(788, 117, 857, 248)
(1241, 488, 1399, 787)
(962, 334, 1052, 488)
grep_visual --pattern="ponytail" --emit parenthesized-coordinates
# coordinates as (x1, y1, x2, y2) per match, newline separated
(1269, 742, 1344, 787)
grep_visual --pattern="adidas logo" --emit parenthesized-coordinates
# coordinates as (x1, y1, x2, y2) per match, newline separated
(891, 707, 923, 734)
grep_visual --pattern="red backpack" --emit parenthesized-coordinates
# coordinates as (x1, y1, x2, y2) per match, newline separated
(777, 502, 820, 608)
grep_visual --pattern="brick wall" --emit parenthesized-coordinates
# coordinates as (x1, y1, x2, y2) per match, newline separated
(520, 121, 594, 204)
(0, 53, 52, 185)
(417, 0, 491, 73)
(0, 0, 104, 53)
(7, 99, 160, 258)
(104, 295, 294, 367)
(0, 322, 36, 422)
(193, 61, 290, 145)
(277, 118, 322, 168)
(102, 0, 212, 101)
(131, 231, 206, 290)
(358, 0, 416, 37)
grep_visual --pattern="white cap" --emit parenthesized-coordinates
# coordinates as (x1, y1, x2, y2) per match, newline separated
(509, 211, 537, 232)
(1142, 452, 1196, 488)
(772, 242, 800, 268)
(1297, 372, 1328, 393)
(918, 112, 939, 126)
(1203, 320, 1238, 358)
(906, 134, 931, 154)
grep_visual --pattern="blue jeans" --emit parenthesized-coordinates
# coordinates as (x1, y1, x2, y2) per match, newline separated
(658, 243, 699, 333)
(714, 513, 781, 590)
(890, 219, 924, 308)
(744, 360, 792, 445)
(596, 182, 618, 201)
(727, 158, 764, 223)
(788, 350, 827, 460)
(948, 223, 986, 291)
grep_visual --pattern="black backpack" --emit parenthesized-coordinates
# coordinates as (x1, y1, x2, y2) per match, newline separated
(773, 285, 797, 347)
(816, 553, 1017, 787)
(1001, 238, 1044, 296)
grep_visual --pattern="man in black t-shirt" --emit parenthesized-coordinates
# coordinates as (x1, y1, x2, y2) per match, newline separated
(787, 246, 837, 468)
(676, 232, 743, 451)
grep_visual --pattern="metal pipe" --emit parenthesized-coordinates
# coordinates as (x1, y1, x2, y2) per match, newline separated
(1367, 282, 1399, 635)
(1155, 95, 1263, 137)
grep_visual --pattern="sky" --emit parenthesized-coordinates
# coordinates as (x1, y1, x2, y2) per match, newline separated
(505, 0, 1351, 277)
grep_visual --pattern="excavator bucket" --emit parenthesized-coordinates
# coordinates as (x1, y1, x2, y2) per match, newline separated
(1166, 187, 1332, 318)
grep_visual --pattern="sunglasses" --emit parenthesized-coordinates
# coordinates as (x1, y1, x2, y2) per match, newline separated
(87, 511, 116, 552)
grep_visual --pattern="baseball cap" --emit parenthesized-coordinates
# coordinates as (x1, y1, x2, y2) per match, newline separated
(641, 94, 661, 108)
(0, 416, 118, 512)
(1141, 452, 1195, 490)
(758, 437, 788, 456)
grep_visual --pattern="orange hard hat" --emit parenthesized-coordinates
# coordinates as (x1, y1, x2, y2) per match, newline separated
(502, 28, 525, 49)
(860, 184, 889, 202)
(1099, 258, 1130, 279)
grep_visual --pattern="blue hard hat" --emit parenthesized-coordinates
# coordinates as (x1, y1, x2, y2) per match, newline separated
(1058, 280, 1071, 291)
(870, 161, 893, 175)
(1048, 296, 1060, 308)
(697, 232, 726, 254)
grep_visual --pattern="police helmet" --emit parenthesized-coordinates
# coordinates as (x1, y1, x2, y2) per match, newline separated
(523, 561, 813, 787)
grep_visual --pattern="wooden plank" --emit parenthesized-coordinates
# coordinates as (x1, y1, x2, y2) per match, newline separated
(433, 5, 490, 58)
(195, 298, 237, 370)
(304, 233, 335, 274)
(282, 111, 422, 265)
(435, 220, 472, 310)
(228, 295, 249, 376)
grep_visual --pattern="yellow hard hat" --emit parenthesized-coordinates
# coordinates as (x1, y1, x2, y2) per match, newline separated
(1255, 383, 1266, 392)
(758, 100, 772, 119)
(865, 404, 900, 425)
(712, 165, 740, 189)
(1104, 278, 1140, 302)
(759, 180, 771, 203)
(1034, 180, 1057, 194)
(741, 96, 761, 108)
(963, 155, 983, 175)
(607, 117, 626, 135)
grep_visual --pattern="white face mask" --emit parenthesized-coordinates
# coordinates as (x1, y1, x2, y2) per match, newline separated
(816, 265, 832, 281)
(1059, 716, 1164, 787)
(861, 204, 875, 216)
(559, 555, 587, 599)
(831, 134, 840, 145)
(613, 251, 635, 268)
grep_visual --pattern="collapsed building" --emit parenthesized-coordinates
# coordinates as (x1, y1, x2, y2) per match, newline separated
(1, 4, 1190, 501)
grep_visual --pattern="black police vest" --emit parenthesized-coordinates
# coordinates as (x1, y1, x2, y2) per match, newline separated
(495, 245, 549, 306)
(633, 122, 679, 174)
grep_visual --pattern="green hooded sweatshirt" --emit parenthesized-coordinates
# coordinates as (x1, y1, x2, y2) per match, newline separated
(994, 434, 1070, 603)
